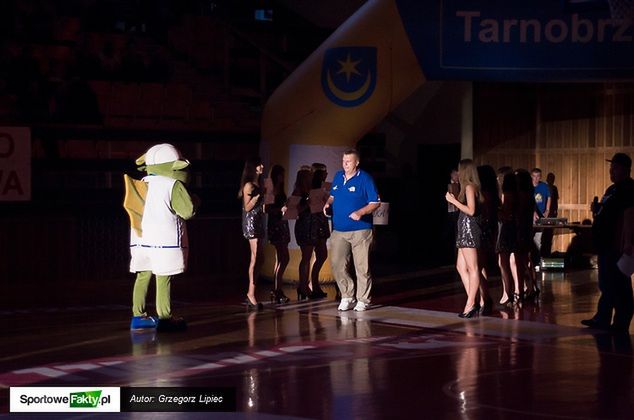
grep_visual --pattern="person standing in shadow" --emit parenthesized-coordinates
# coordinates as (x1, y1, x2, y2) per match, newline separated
(582, 153, 634, 333)
(497, 170, 518, 306)
(531, 168, 552, 265)
(446, 168, 461, 264)
(266, 165, 291, 304)
(293, 168, 315, 300)
(541, 172, 559, 259)
(307, 163, 330, 299)
(476, 165, 499, 314)
(515, 169, 538, 302)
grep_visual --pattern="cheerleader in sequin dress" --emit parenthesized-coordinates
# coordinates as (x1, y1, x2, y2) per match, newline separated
(514, 169, 538, 302)
(475, 164, 499, 314)
(240, 157, 265, 309)
(496, 171, 518, 306)
(292, 168, 314, 299)
(445, 159, 484, 318)
(266, 165, 291, 304)
(306, 164, 330, 298)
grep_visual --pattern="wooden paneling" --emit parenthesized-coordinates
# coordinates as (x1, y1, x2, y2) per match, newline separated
(475, 83, 634, 252)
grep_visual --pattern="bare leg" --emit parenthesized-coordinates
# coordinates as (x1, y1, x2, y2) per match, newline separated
(456, 249, 469, 294)
(247, 238, 262, 304)
(273, 243, 289, 290)
(310, 240, 328, 293)
(478, 249, 491, 307)
(298, 245, 314, 295)
(511, 251, 527, 300)
(461, 248, 481, 313)
(498, 252, 512, 304)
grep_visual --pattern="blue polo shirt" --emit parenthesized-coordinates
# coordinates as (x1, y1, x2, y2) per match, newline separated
(330, 169, 380, 232)
(534, 181, 550, 216)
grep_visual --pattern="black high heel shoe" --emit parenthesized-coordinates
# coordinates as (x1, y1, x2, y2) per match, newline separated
(244, 296, 263, 311)
(499, 296, 512, 306)
(457, 302, 480, 316)
(479, 297, 493, 315)
(270, 289, 290, 304)
(310, 289, 327, 299)
(296, 287, 311, 301)
(459, 306, 479, 318)
(526, 286, 541, 300)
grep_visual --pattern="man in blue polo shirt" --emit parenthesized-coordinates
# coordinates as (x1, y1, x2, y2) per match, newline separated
(323, 149, 380, 311)
(532, 168, 552, 269)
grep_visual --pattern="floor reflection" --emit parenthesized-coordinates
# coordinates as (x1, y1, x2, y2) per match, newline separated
(2, 268, 633, 418)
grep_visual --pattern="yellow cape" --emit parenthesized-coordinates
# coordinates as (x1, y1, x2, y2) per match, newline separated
(123, 174, 147, 237)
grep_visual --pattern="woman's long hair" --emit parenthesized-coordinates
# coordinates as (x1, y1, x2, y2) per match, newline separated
(293, 169, 312, 196)
(478, 164, 500, 224)
(238, 156, 263, 198)
(458, 159, 482, 203)
(269, 164, 285, 195)
(312, 169, 327, 189)
(501, 172, 517, 194)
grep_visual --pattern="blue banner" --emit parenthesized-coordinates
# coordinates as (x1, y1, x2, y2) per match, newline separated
(395, 0, 634, 80)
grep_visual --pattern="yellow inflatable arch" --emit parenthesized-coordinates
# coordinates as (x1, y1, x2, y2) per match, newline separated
(260, 0, 424, 282)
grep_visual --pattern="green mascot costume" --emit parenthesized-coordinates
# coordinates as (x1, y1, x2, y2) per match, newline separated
(124, 143, 196, 332)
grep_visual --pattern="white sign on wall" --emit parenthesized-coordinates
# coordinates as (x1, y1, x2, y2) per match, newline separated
(0, 127, 31, 201)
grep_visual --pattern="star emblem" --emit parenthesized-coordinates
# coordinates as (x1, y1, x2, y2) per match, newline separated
(337, 53, 362, 83)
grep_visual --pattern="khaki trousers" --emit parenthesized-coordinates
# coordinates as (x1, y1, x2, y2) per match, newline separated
(330, 229, 373, 303)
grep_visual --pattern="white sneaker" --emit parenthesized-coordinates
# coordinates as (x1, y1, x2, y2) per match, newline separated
(353, 301, 370, 311)
(338, 298, 356, 311)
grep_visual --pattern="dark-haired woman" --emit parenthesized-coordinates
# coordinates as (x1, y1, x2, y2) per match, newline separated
(307, 165, 330, 298)
(293, 168, 314, 300)
(266, 165, 291, 304)
(240, 157, 265, 309)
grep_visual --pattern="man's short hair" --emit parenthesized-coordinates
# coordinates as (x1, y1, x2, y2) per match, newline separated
(343, 149, 360, 160)
(531, 168, 542, 174)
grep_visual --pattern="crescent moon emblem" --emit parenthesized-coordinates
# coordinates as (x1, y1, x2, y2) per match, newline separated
(327, 69, 372, 102)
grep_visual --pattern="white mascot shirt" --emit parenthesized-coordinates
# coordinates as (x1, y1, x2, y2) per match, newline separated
(130, 175, 188, 275)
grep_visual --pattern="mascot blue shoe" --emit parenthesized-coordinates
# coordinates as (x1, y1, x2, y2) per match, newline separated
(130, 315, 158, 331)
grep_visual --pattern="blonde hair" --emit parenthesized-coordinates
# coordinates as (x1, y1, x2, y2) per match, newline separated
(458, 159, 482, 203)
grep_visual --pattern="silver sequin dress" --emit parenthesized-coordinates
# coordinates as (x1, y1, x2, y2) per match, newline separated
(242, 192, 265, 240)
(456, 203, 482, 249)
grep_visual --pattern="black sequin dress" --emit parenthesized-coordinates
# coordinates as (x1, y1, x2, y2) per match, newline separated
(496, 220, 517, 253)
(242, 188, 265, 240)
(267, 192, 290, 244)
(294, 195, 312, 246)
(309, 212, 331, 242)
(456, 202, 482, 249)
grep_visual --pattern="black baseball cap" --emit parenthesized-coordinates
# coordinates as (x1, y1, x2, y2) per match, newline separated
(606, 153, 632, 169)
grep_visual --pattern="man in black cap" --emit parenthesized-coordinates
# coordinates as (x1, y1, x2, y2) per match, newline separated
(582, 152, 634, 333)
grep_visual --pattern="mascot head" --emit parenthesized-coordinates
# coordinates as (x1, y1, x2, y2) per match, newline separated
(136, 143, 190, 183)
